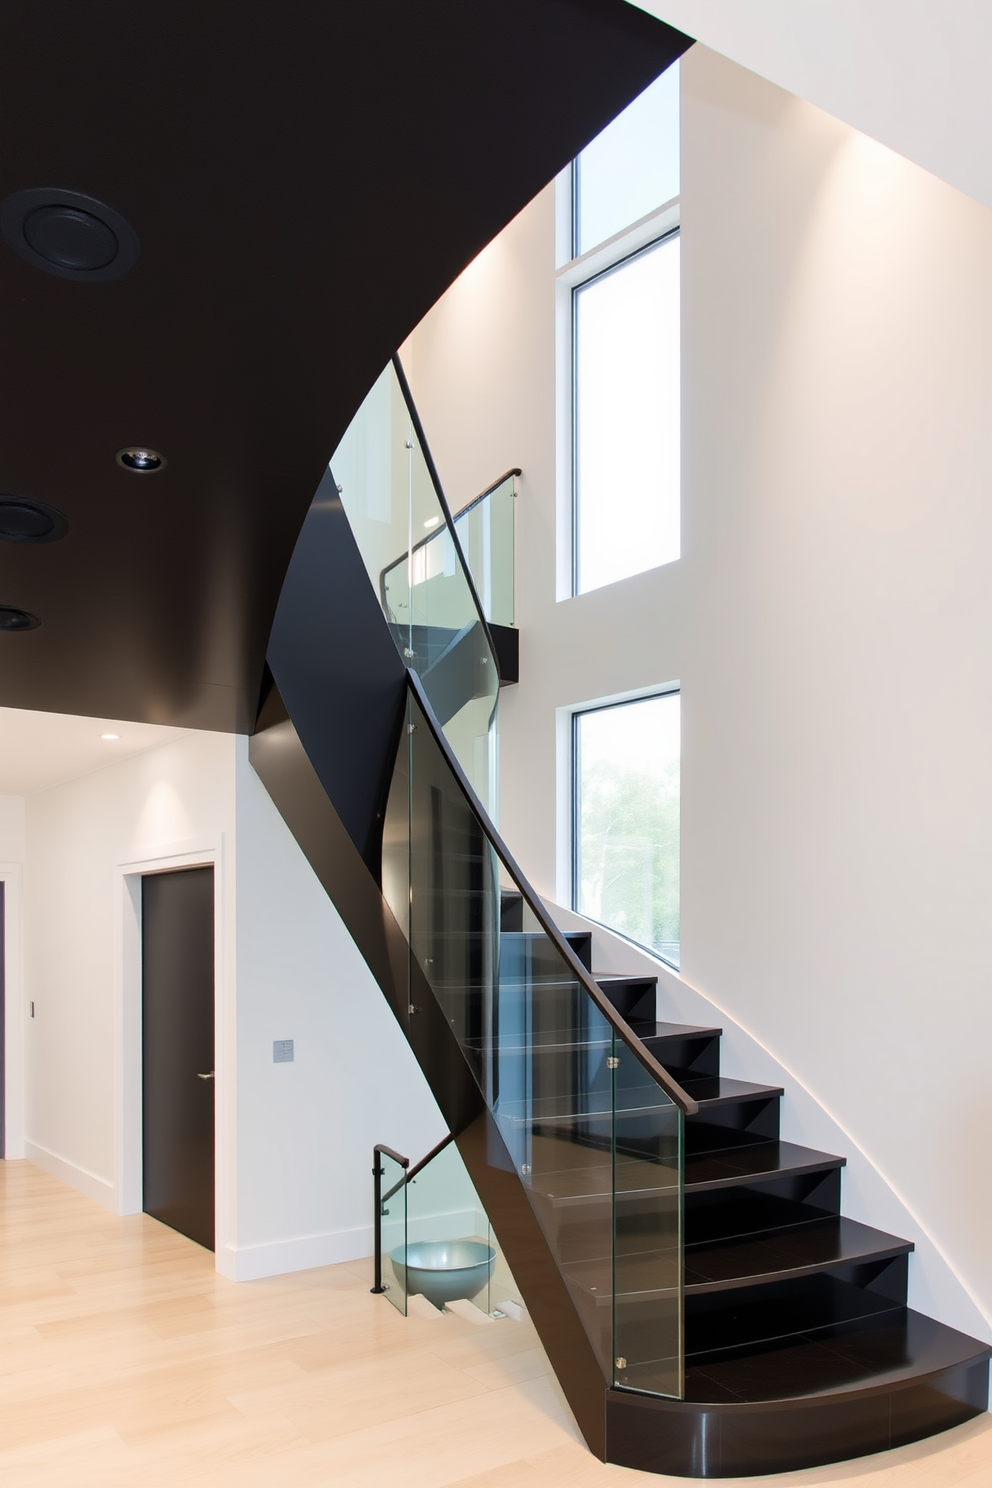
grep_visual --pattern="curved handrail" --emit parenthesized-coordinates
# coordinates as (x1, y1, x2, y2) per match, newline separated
(406, 669, 698, 1116)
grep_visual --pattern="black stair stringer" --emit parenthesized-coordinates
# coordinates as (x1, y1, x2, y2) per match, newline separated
(249, 687, 612, 1460)
(264, 465, 409, 878)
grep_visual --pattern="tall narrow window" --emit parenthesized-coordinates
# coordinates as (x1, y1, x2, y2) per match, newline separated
(574, 692, 680, 968)
(566, 62, 680, 596)
(574, 233, 680, 594)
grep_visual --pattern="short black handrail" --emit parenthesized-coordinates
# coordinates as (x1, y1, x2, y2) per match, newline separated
(407, 1130, 455, 1184)
(371, 1143, 409, 1295)
(406, 669, 699, 1117)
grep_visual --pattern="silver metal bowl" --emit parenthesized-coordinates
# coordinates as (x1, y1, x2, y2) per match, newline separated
(390, 1239, 496, 1308)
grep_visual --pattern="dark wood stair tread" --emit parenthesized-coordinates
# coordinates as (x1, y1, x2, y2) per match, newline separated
(681, 1076, 784, 1111)
(685, 1139, 845, 1192)
(684, 1216, 913, 1294)
(470, 1020, 720, 1057)
(527, 1153, 678, 1205)
(678, 1309, 992, 1405)
(563, 1217, 913, 1304)
(526, 1140, 842, 1209)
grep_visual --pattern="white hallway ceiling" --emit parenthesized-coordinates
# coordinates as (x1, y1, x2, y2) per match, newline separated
(632, 0, 992, 213)
(0, 707, 196, 796)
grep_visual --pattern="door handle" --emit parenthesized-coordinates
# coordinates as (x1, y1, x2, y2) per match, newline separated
(197, 1071, 215, 1080)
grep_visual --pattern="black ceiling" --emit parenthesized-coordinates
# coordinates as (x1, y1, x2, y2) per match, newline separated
(0, 1, 688, 731)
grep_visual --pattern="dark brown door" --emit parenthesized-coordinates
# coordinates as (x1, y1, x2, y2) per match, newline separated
(142, 865, 215, 1250)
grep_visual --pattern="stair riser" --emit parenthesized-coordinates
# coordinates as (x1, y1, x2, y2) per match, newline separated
(684, 1274, 904, 1360)
(684, 1250, 910, 1302)
(527, 1168, 844, 1264)
(687, 1098, 780, 1153)
(684, 1170, 842, 1245)
(605, 1359, 991, 1478)
(597, 978, 658, 1022)
(640, 1033, 720, 1081)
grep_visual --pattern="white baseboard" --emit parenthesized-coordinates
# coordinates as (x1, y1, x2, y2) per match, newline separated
(25, 1140, 116, 1212)
(216, 1223, 374, 1282)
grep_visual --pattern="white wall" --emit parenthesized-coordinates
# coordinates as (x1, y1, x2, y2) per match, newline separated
(18, 729, 447, 1279)
(404, 45, 992, 1337)
(0, 794, 26, 1158)
(24, 733, 237, 1213)
(229, 739, 447, 1280)
(632, 1, 992, 213)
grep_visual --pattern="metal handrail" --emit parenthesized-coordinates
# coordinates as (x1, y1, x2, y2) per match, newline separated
(371, 1134, 456, 1296)
(407, 1131, 455, 1183)
(370, 1143, 408, 1294)
(452, 466, 521, 520)
(406, 669, 698, 1117)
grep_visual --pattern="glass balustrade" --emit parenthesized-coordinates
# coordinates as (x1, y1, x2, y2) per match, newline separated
(330, 360, 499, 812)
(383, 469, 516, 630)
(383, 677, 685, 1395)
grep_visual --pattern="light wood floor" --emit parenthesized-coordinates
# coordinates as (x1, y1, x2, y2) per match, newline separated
(2, 1161, 990, 1487)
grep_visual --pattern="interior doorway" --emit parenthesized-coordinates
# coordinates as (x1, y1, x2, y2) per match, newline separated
(141, 865, 215, 1250)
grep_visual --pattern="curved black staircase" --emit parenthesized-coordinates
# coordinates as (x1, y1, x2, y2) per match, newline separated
(251, 361, 990, 1477)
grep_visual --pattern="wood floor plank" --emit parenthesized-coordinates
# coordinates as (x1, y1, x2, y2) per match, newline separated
(2, 1159, 990, 1487)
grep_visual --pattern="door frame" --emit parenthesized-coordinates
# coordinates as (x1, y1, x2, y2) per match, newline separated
(114, 836, 231, 1259)
(0, 863, 24, 1160)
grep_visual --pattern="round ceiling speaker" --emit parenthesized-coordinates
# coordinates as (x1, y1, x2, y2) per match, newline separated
(1, 188, 139, 282)
(0, 496, 68, 543)
(0, 606, 40, 631)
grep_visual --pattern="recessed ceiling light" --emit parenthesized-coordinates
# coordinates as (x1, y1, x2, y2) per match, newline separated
(0, 606, 40, 631)
(0, 495, 68, 543)
(0, 188, 140, 282)
(100, 733, 120, 740)
(423, 515, 440, 529)
(116, 447, 165, 473)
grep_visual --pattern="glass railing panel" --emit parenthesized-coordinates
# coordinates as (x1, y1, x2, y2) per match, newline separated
(452, 474, 515, 628)
(405, 1140, 498, 1317)
(610, 1030, 683, 1397)
(383, 472, 516, 631)
(383, 682, 684, 1394)
(330, 359, 499, 811)
(375, 1149, 408, 1316)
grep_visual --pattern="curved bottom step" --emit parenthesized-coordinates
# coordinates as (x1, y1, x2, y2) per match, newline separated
(605, 1309, 991, 1478)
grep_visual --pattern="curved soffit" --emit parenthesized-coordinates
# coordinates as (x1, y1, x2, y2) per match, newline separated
(0, 0, 689, 732)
